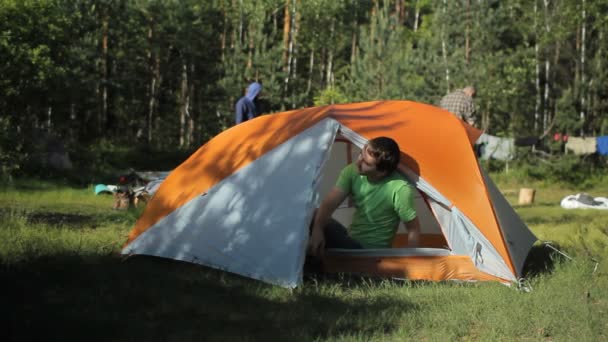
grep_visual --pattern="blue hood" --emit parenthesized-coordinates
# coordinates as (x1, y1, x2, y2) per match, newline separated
(245, 82, 262, 100)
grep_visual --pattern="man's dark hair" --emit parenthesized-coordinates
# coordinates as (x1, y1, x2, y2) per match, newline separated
(367, 137, 401, 174)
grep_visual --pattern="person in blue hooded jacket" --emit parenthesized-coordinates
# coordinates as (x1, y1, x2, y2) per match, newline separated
(235, 82, 262, 125)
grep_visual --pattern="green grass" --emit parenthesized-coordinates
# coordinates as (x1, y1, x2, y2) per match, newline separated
(1, 177, 607, 341)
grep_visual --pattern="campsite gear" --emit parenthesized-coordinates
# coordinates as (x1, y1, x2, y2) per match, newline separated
(476, 134, 515, 161)
(122, 101, 537, 288)
(565, 137, 596, 155)
(113, 190, 133, 210)
(134, 171, 171, 182)
(596, 136, 608, 156)
(95, 184, 112, 195)
(514, 136, 539, 147)
(96, 172, 166, 209)
(94, 184, 119, 195)
(111, 185, 148, 210)
(518, 188, 536, 205)
(118, 172, 146, 187)
(560, 193, 608, 209)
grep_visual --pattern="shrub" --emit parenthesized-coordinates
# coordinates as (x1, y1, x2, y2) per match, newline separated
(0, 116, 25, 182)
(504, 152, 608, 187)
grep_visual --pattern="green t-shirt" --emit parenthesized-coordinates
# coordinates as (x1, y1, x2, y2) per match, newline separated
(335, 163, 417, 248)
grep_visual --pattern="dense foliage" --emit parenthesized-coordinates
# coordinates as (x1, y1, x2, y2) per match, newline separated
(1, 0, 607, 178)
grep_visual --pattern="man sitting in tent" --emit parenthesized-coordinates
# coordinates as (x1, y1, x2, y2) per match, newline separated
(309, 137, 421, 256)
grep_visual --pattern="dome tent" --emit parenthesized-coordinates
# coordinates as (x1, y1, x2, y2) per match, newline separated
(122, 101, 536, 288)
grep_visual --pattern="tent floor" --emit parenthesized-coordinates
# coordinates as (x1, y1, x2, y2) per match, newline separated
(321, 252, 506, 283)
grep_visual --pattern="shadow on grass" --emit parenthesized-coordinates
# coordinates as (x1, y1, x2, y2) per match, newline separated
(26, 212, 96, 227)
(521, 243, 569, 278)
(1, 254, 417, 341)
(0, 208, 99, 229)
(0, 208, 138, 230)
(0, 178, 86, 191)
(512, 202, 560, 209)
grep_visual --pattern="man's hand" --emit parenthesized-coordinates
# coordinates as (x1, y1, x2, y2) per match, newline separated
(308, 225, 326, 257)
(308, 187, 348, 257)
(405, 217, 421, 248)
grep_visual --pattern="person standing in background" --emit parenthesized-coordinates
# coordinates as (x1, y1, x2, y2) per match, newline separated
(235, 82, 263, 125)
(439, 86, 477, 126)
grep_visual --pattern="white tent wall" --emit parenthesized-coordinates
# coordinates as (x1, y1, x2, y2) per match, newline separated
(448, 208, 515, 281)
(481, 169, 537, 277)
(123, 118, 340, 288)
(424, 192, 514, 281)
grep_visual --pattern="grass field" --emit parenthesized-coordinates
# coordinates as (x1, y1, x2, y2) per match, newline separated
(1, 177, 607, 341)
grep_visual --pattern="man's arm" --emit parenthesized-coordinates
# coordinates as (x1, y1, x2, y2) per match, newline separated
(404, 217, 421, 248)
(309, 187, 348, 257)
(235, 99, 245, 124)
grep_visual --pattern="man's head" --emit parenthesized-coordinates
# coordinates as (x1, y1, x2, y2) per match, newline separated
(356, 137, 401, 179)
(463, 86, 476, 98)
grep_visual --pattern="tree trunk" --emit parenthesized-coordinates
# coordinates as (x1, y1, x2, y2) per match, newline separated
(326, 18, 335, 87)
(147, 77, 156, 143)
(306, 48, 314, 95)
(179, 63, 189, 148)
(99, 8, 109, 134)
(282, 0, 291, 71)
(351, 2, 358, 64)
(247, 23, 254, 70)
(395, 0, 406, 24)
(221, 7, 227, 62)
(319, 47, 326, 89)
(482, 101, 491, 132)
(153, 55, 162, 142)
(543, 59, 550, 132)
(534, 0, 540, 132)
(283, 0, 296, 102)
(291, 0, 300, 108)
(47, 106, 52, 131)
(238, 0, 244, 44)
(465, 0, 471, 65)
(579, 0, 586, 135)
(575, 26, 580, 95)
(591, 29, 603, 133)
(441, 0, 450, 93)
(552, 40, 561, 132)
(414, 1, 420, 32)
(146, 18, 158, 144)
(230, 0, 236, 49)
(187, 64, 195, 147)
(542, 0, 551, 132)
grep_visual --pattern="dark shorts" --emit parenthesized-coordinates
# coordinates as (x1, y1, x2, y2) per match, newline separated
(323, 218, 363, 249)
(304, 218, 362, 273)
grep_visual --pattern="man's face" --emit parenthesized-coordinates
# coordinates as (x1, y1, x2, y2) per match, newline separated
(356, 144, 383, 177)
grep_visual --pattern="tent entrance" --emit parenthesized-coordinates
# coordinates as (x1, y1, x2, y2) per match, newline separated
(314, 125, 521, 282)
(315, 131, 450, 251)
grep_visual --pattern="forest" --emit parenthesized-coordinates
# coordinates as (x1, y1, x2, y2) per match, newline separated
(1, 0, 607, 179)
